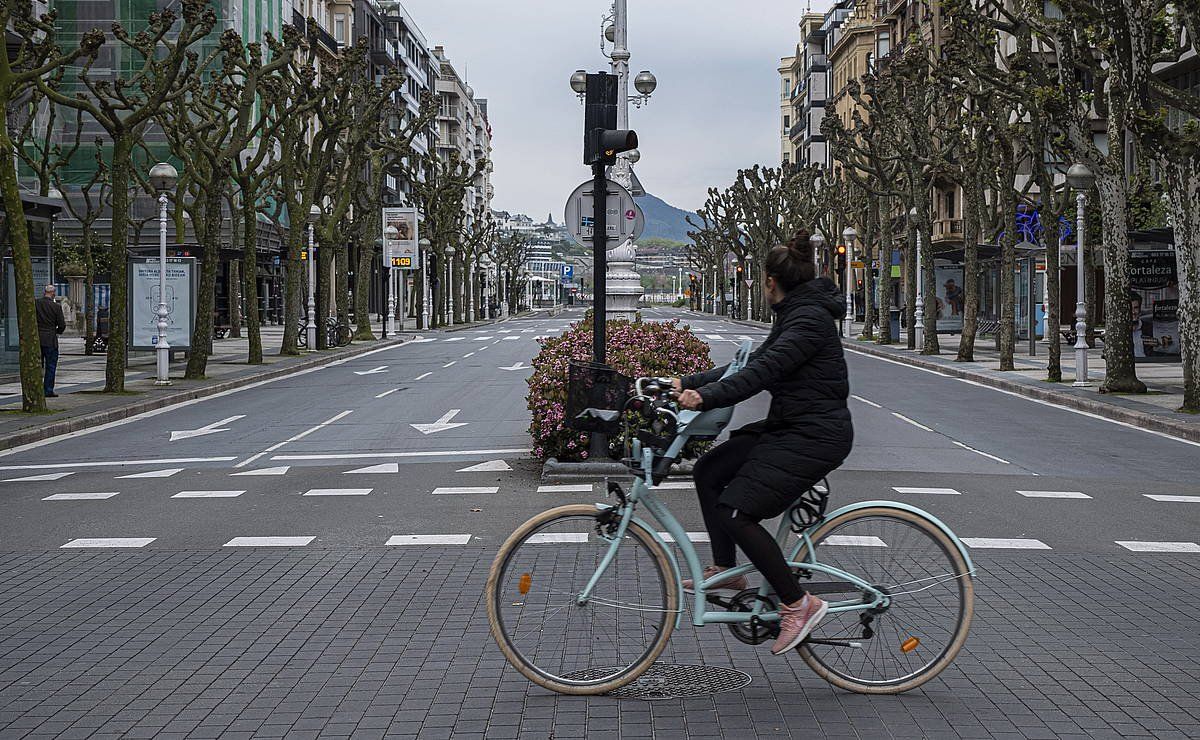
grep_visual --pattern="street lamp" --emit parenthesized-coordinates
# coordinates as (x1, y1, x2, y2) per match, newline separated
(521, 268, 531, 311)
(909, 206, 924, 348)
(384, 224, 399, 337)
(632, 70, 658, 103)
(480, 254, 494, 319)
(569, 69, 587, 100)
(1066, 163, 1095, 386)
(306, 204, 321, 350)
(149, 162, 177, 385)
(742, 254, 753, 320)
(419, 238, 431, 329)
(842, 226, 858, 338)
(809, 232, 825, 269)
(445, 245, 457, 325)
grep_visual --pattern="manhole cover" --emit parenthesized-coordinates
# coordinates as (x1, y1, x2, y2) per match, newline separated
(563, 663, 752, 700)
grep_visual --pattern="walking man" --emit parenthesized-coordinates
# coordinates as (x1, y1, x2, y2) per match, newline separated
(36, 285, 66, 398)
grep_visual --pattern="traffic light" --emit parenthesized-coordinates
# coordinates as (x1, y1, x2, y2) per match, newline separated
(586, 128, 638, 166)
(583, 73, 638, 166)
(836, 244, 847, 271)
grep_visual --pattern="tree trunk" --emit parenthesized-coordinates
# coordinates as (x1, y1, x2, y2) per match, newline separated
(228, 259, 242, 339)
(877, 204, 893, 344)
(354, 239, 375, 340)
(315, 235, 330, 349)
(1163, 153, 1199, 411)
(905, 224, 917, 350)
(920, 222, 939, 355)
(240, 186, 262, 364)
(998, 183, 1017, 371)
(1044, 209, 1063, 383)
(1095, 166, 1145, 393)
(335, 243, 350, 334)
(185, 185, 223, 379)
(104, 135, 135, 392)
(281, 218, 303, 355)
(957, 185, 981, 362)
(84, 255, 95, 356)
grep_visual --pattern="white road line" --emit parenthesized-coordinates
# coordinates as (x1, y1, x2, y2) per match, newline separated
(1019, 490, 1092, 499)
(432, 486, 499, 495)
(537, 484, 593, 493)
(1143, 494, 1200, 503)
(704, 334, 723, 340)
(443, 337, 464, 342)
(961, 538, 1052, 549)
(893, 486, 961, 495)
(3, 471, 75, 482)
(443, 361, 457, 368)
(414, 372, 433, 380)
(62, 537, 155, 548)
(303, 488, 372, 496)
(952, 441, 1011, 464)
(658, 531, 710, 543)
(224, 536, 314, 547)
(116, 468, 183, 479)
(502, 336, 520, 341)
(457, 459, 511, 472)
(463, 352, 475, 358)
(850, 395, 883, 409)
(43, 492, 119, 501)
(235, 410, 354, 468)
(653, 481, 695, 490)
(345, 463, 399, 474)
(891, 412, 933, 432)
(231, 466, 290, 477)
(273, 448, 530, 461)
(527, 533, 588, 543)
(386, 534, 473, 545)
(172, 490, 246, 498)
(0, 457, 234, 471)
(375, 389, 399, 398)
(472, 337, 493, 341)
(823, 535, 888, 547)
(1115, 540, 1200, 553)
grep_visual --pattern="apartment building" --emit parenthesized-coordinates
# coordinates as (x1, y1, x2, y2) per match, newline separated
(432, 46, 494, 226)
(778, 12, 830, 168)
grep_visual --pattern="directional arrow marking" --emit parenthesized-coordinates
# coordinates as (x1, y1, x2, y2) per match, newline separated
(354, 366, 389, 375)
(411, 409, 468, 435)
(499, 362, 527, 372)
(170, 415, 246, 442)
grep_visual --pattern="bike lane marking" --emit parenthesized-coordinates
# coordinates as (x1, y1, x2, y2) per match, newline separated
(234, 410, 354, 469)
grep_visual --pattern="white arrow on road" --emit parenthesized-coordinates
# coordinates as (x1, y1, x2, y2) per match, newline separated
(499, 362, 527, 371)
(170, 415, 245, 442)
(354, 366, 389, 375)
(411, 409, 468, 435)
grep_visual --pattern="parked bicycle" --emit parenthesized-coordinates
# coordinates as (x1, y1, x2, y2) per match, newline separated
(296, 317, 351, 348)
(486, 341, 975, 695)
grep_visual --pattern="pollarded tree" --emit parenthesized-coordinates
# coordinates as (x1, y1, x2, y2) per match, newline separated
(494, 229, 530, 315)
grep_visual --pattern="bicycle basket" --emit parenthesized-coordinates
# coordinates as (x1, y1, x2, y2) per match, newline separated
(565, 360, 631, 434)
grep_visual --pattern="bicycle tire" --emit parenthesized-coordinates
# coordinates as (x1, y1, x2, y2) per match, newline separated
(296, 327, 307, 348)
(793, 506, 974, 694)
(336, 325, 352, 347)
(486, 504, 677, 696)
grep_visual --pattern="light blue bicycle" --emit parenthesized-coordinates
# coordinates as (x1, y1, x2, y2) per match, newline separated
(487, 342, 975, 696)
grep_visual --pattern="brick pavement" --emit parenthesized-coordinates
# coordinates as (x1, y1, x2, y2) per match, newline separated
(1, 547, 1197, 739)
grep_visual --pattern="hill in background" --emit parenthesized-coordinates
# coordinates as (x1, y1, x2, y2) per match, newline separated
(635, 192, 696, 244)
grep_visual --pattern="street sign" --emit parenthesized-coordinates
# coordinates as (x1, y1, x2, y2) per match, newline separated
(564, 178, 645, 247)
(744, 279, 755, 288)
(851, 260, 866, 269)
(561, 264, 574, 279)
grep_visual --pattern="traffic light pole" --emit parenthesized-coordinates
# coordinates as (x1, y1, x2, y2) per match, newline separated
(592, 163, 608, 365)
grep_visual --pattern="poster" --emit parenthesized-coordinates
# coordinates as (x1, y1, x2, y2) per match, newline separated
(933, 264, 964, 333)
(3, 257, 52, 351)
(382, 207, 419, 270)
(1129, 250, 1179, 362)
(128, 257, 195, 350)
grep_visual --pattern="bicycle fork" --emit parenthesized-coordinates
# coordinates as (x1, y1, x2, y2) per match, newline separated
(575, 500, 637, 606)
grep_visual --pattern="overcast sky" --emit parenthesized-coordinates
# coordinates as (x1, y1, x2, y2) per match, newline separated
(404, 0, 832, 220)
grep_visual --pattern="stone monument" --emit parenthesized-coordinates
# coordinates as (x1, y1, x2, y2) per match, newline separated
(605, 238, 643, 322)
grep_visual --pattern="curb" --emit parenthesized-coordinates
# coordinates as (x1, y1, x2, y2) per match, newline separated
(841, 340, 1200, 444)
(0, 336, 413, 452)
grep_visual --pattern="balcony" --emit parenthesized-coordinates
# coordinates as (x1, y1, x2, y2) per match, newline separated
(789, 121, 806, 140)
(291, 9, 339, 53)
(809, 54, 829, 71)
(932, 218, 964, 242)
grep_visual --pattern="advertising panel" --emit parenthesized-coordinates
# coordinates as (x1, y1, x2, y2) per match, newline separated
(933, 264, 965, 333)
(128, 257, 195, 350)
(382, 207, 419, 270)
(3, 257, 52, 351)
(1129, 250, 1179, 362)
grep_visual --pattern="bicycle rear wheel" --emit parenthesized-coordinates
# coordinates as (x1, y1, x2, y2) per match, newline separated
(486, 504, 677, 695)
(794, 506, 974, 694)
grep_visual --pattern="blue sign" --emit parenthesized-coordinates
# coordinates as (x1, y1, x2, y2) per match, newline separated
(561, 265, 574, 279)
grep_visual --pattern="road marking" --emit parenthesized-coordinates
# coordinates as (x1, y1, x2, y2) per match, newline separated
(850, 395, 882, 408)
(472, 337, 493, 341)
(345, 463, 399, 474)
(386, 534, 473, 545)
(497, 329, 512, 333)
(411, 409, 468, 435)
(273, 448, 531, 461)
(457, 459, 512, 472)
(527, 533, 587, 543)
(538, 484, 592, 493)
(235, 410, 354, 468)
(704, 334, 723, 340)
(502, 336, 520, 341)
(408, 338, 436, 344)
(303, 488, 372, 496)
(658, 531, 710, 543)
(169, 415, 246, 442)
(953, 441, 1011, 464)
(824, 535, 888, 547)
(893, 486, 961, 495)
(444, 337, 464, 342)
(653, 481, 694, 490)
(414, 372, 433, 380)
(224, 536, 314, 547)
(375, 389, 399, 398)
(353, 366, 389, 376)
(442, 361, 457, 368)
(891, 412, 933, 432)
(62, 537, 155, 548)
(463, 352, 475, 358)
(1115, 540, 1200, 553)
(116, 468, 183, 479)
(432, 486, 499, 495)
(961, 538, 1051, 549)
(1019, 490, 1092, 499)
(231, 466, 290, 476)
(43, 492, 119, 501)
(1143, 494, 1200, 503)
(0, 457, 235, 471)
(499, 362, 527, 371)
(172, 490, 245, 498)
(3, 471, 74, 482)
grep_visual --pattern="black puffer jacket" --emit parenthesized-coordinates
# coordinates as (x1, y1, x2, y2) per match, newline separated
(682, 278, 853, 519)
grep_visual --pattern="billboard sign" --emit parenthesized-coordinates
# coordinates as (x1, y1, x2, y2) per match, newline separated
(933, 264, 965, 333)
(382, 207, 419, 270)
(1130, 250, 1179, 362)
(128, 257, 196, 351)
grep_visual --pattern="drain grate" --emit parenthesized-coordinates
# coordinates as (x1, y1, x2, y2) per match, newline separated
(563, 663, 752, 700)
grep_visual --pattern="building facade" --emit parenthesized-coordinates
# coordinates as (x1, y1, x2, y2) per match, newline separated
(779, 12, 829, 168)
(432, 45, 493, 226)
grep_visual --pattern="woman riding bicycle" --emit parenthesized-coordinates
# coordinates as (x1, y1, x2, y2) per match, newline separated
(672, 229, 853, 655)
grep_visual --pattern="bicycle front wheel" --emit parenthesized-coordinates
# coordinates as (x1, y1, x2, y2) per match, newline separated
(486, 504, 677, 695)
(794, 506, 974, 694)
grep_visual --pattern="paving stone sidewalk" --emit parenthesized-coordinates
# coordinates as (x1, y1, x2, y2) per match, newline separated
(0, 546, 1196, 739)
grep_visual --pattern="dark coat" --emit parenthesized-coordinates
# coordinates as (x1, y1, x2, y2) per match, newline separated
(35, 297, 66, 349)
(682, 278, 853, 519)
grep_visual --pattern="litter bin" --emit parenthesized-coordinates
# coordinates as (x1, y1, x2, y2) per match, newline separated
(889, 308, 901, 340)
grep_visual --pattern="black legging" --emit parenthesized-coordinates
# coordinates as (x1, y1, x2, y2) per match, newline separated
(693, 433, 806, 605)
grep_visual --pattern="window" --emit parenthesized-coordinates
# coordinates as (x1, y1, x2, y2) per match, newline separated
(876, 31, 890, 58)
(784, 115, 791, 130)
(334, 13, 345, 43)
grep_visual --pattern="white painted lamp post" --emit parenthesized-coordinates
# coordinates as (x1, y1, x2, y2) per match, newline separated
(1067, 163, 1095, 386)
(842, 226, 858, 338)
(445, 245, 456, 325)
(149, 162, 177, 385)
(910, 207, 924, 348)
(809, 232, 824, 272)
(480, 254, 493, 318)
(384, 224, 399, 337)
(742, 254, 752, 320)
(306, 205, 321, 350)
(419, 238, 431, 330)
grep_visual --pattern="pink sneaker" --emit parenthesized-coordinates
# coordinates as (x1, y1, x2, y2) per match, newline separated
(770, 593, 828, 655)
(683, 565, 749, 595)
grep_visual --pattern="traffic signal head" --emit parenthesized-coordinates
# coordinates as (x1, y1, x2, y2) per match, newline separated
(586, 128, 638, 166)
(836, 245, 847, 255)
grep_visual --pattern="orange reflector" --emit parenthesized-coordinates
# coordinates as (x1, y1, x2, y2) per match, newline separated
(900, 637, 920, 653)
(518, 573, 532, 595)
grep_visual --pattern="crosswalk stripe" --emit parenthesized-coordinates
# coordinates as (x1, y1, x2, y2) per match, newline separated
(172, 490, 245, 498)
(658, 531, 710, 543)
(1143, 494, 1200, 503)
(224, 536, 314, 547)
(961, 538, 1051, 549)
(1018, 490, 1091, 499)
(538, 484, 592, 493)
(444, 337, 464, 342)
(62, 537, 155, 548)
(345, 463, 399, 474)
(472, 337, 493, 341)
(432, 486, 499, 495)
(231, 466, 290, 476)
(303, 488, 372, 496)
(116, 468, 183, 479)
(502, 336, 520, 341)
(386, 534, 473, 545)
(527, 533, 588, 543)
(457, 460, 511, 472)
(43, 492, 120, 501)
(823, 535, 888, 547)
(3, 472, 74, 482)
(653, 481, 694, 490)
(893, 486, 961, 495)
(1115, 540, 1200, 553)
